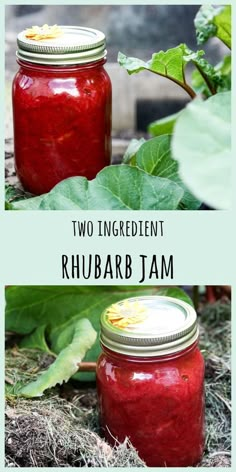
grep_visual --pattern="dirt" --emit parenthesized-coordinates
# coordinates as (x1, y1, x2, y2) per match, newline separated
(5, 390, 145, 467)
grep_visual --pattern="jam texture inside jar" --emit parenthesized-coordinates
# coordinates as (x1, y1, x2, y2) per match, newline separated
(12, 26, 112, 195)
(96, 296, 205, 467)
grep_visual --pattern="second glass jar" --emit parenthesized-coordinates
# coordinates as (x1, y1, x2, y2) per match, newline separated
(97, 296, 205, 467)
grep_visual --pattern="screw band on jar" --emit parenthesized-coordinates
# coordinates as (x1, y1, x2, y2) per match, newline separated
(17, 25, 107, 65)
(100, 295, 199, 357)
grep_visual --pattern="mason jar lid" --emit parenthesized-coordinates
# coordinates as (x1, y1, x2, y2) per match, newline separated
(100, 295, 199, 357)
(16, 25, 107, 65)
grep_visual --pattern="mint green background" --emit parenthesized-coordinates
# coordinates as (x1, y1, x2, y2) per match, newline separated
(0, 210, 234, 285)
(1, 0, 235, 470)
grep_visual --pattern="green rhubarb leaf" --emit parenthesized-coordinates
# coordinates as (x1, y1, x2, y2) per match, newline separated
(191, 55, 231, 97)
(148, 111, 182, 137)
(5, 286, 162, 383)
(156, 287, 193, 307)
(5, 184, 26, 202)
(5, 285, 192, 382)
(5, 201, 13, 210)
(118, 45, 206, 98)
(20, 319, 97, 397)
(9, 194, 45, 210)
(172, 92, 231, 210)
(118, 45, 198, 81)
(189, 57, 223, 96)
(192, 69, 213, 98)
(123, 138, 146, 165)
(118, 44, 222, 99)
(194, 5, 231, 48)
(135, 135, 201, 210)
(5, 184, 37, 210)
(20, 325, 52, 354)
(215, 55, 231, 92)
(11, 165, 184, 211)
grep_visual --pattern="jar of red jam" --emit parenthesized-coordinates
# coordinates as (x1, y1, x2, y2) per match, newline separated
(97, 296, 205, 467)
(12, 25, 112, 195)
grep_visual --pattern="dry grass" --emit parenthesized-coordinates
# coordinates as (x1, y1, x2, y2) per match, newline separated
(5, 300, 231, 467)
(5, 395, 145, 467)
(198, 300, 231, 467)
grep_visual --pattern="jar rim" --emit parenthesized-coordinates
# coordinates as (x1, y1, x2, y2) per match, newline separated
(16, 25, 107, 65)
(100, 295, 198, 357)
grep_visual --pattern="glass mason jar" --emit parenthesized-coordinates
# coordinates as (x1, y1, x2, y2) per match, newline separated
(12, 26, 112, 195)
(97, 296, 205, 467)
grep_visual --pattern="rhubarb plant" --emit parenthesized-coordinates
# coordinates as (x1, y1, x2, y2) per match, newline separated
(5, 285, 192, 396)
(118, 4, 231, 209)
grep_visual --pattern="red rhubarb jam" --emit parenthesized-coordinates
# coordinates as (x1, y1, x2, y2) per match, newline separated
(12, 26, 112, 195)
(96, 296, 205, 467)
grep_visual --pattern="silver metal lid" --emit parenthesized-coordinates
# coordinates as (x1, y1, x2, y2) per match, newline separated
(16, 25, 107, 65)
(100, 296, 198, 357)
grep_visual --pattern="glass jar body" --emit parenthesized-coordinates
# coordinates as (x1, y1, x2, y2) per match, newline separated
(96, 343, 205, 467)
(12, 59, 112, 195)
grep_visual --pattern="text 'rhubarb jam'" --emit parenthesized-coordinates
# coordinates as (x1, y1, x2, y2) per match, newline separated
(13, 25, 112, 195)
(96, 296, 205, 467)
